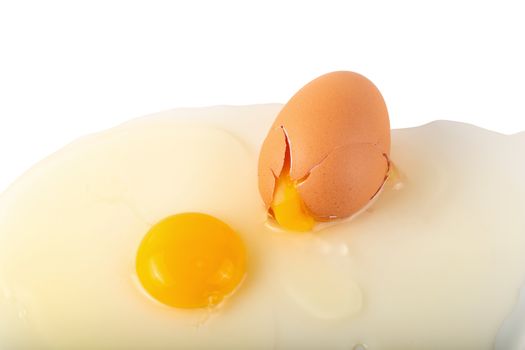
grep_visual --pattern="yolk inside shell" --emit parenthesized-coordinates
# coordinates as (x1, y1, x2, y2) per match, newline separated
(136, 213, 246, 309)
(269, 134, 315, 232)
(271, 175, 315, 232)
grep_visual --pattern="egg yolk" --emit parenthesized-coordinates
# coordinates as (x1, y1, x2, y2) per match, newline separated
(271, 175, 315, 232)
(270, 136, 315, 232)
(136, 213, 246, 309)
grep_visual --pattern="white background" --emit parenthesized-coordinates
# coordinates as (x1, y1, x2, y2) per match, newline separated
(1, 1, 524, 193)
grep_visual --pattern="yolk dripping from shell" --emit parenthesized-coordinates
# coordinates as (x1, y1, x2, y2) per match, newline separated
(136, 213, 246, 309)
(270, 136, 315, 232)
(271, 175, 315, 232)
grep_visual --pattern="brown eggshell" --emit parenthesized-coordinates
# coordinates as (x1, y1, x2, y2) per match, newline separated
(297, 143, 388, 220)
(258, 71, 390, 220)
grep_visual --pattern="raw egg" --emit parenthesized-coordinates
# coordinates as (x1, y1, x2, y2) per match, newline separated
(0, 103, 524, 349)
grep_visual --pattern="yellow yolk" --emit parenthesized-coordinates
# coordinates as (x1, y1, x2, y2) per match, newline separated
(270, 175, 315, 232)
(136, 213, 246, 309)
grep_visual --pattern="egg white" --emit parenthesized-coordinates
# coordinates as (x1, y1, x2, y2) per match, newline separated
(1, 105, 525, 349)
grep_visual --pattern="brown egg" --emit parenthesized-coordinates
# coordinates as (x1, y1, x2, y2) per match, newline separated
(258, 71, 390, 221)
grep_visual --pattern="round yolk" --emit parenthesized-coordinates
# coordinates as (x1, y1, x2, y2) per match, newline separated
(136, 213, 246, 309)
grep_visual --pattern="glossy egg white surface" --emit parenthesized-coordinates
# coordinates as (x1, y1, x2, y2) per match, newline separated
(1, 105, 525, 349)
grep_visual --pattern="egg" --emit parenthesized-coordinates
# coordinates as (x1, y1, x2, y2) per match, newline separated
(258, 71, 390, 231)
(1, 105, 525, 349)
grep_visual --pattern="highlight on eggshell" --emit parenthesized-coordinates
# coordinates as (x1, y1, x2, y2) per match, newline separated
(258, 71, 391, 231)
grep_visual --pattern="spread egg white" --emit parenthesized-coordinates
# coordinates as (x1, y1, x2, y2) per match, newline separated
(0, 105, 524, 349)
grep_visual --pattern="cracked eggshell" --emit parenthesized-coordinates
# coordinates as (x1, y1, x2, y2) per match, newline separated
(258, 71, 390, 220)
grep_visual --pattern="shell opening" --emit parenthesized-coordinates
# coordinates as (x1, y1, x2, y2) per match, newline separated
(268, 127, 316, 232)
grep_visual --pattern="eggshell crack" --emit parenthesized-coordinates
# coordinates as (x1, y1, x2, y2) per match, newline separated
(257, 126, 286, 208)
(261, 127, 389, 220)
(297, 143, 389, 220)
